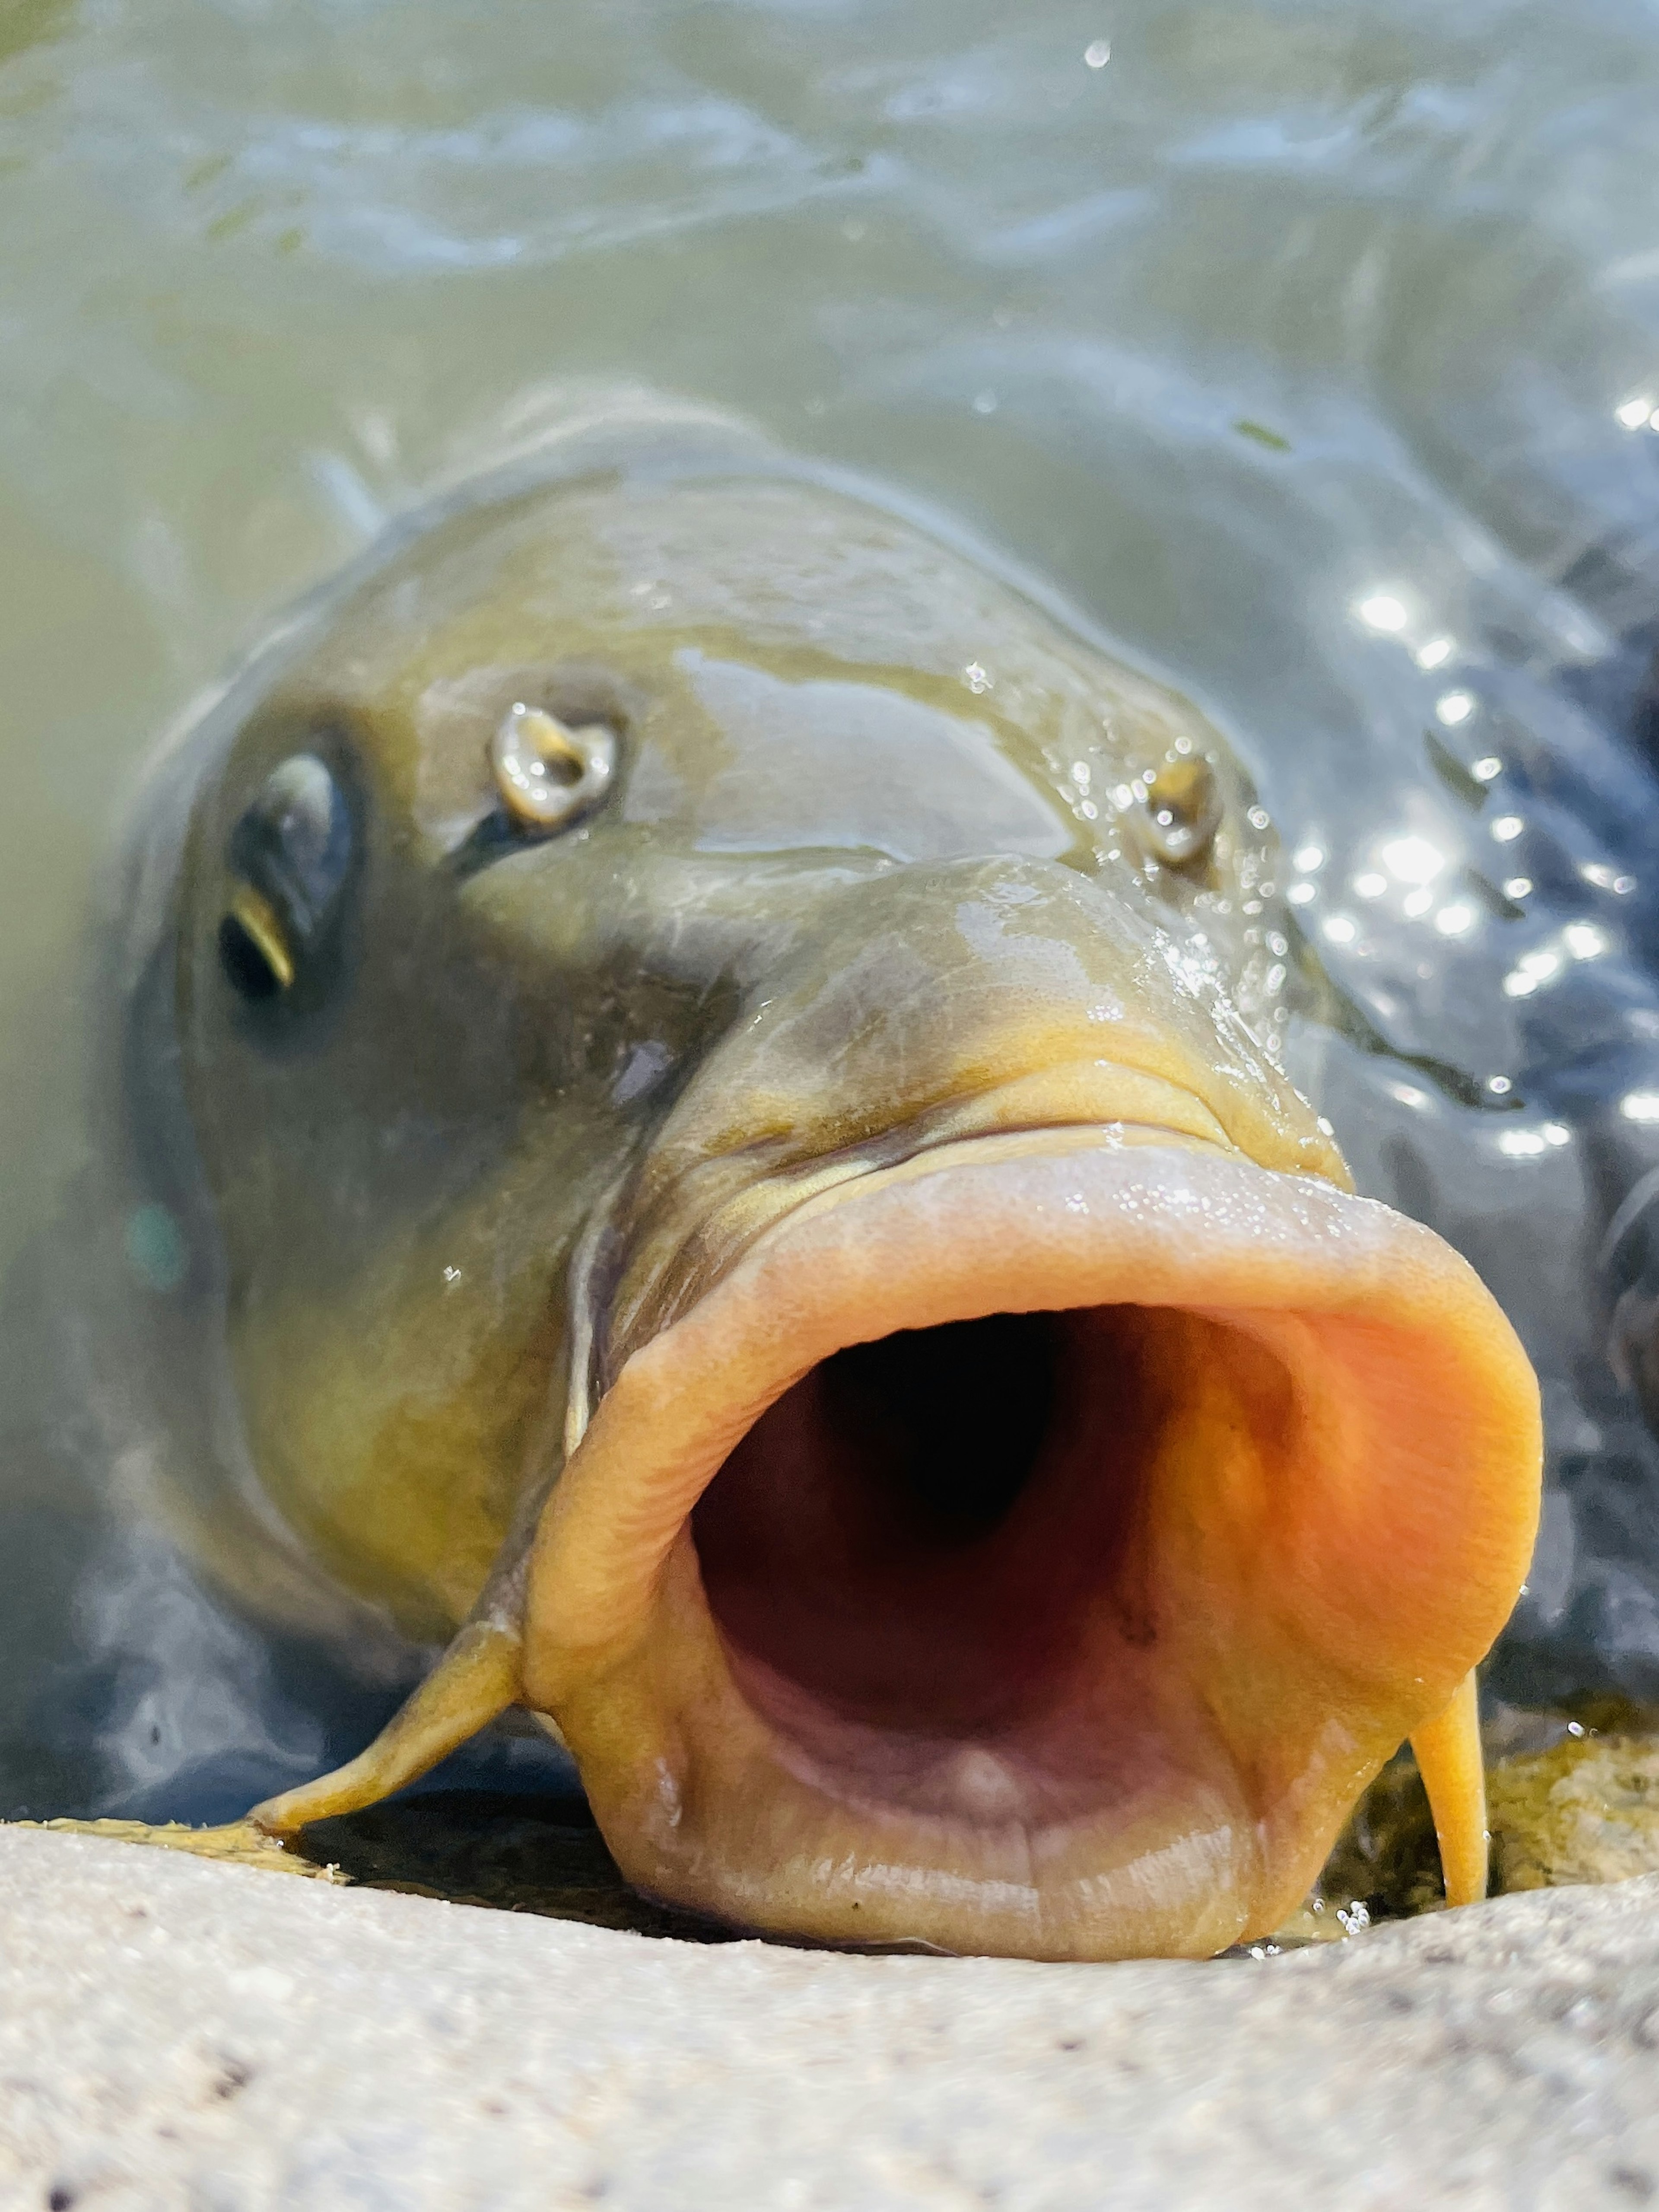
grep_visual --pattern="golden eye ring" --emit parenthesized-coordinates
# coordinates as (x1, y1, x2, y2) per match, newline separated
(491, 702, 617, 834)
(220, 881, 296, 998)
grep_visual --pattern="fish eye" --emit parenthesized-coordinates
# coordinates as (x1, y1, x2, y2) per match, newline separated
(217, 751, 354, 1005)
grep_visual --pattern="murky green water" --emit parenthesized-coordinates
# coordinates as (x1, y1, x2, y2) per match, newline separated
(6, 0, 1659, 1837)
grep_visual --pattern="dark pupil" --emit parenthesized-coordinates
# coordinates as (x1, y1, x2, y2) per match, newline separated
(217, 913, 284, 1002)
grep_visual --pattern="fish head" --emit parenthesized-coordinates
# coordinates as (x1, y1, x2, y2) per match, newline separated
(172, 464, 1541, 1957)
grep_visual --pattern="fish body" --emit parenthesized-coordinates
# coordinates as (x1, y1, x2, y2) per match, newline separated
(108, 424, 1538, 1958)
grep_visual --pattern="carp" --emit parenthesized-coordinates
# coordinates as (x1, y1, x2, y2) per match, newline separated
(97, 422, 1539, 1960)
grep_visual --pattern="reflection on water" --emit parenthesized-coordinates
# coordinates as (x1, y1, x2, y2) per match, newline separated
(3, 0, 1659, 1839)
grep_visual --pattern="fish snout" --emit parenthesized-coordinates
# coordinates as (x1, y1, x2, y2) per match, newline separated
(518, 868, 1541, 1954)
(596, 854, 1346, 1368)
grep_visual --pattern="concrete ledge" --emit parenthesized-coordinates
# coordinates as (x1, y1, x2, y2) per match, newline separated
(3, 1826, 1658, 2209)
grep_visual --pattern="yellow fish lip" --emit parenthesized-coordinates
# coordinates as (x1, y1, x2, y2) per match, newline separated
(598, 1050, 1349, 1386)
(522, 1131, 1541, 1961)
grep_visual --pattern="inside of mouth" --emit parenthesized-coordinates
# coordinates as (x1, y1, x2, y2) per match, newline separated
(691, 1303, 1274, 1824)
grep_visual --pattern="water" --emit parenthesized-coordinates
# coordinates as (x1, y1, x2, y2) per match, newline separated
(4, 0, 1659, 1822)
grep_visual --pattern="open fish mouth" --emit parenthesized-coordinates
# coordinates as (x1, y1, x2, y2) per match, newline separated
(523, 1130, 1540, 1961)
(141, 458, 1543, 1961)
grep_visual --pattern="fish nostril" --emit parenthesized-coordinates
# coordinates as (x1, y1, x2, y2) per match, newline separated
(491, 701, 618, 833)
(1129, 757, 1222, 870)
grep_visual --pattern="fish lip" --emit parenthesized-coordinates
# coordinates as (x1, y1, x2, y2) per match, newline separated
(524, 1134, 1541, 1962)
(585, 1055, 1280, 1413)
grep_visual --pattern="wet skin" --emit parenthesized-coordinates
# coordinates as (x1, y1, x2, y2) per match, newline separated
(153, 458, 1539, 1959)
